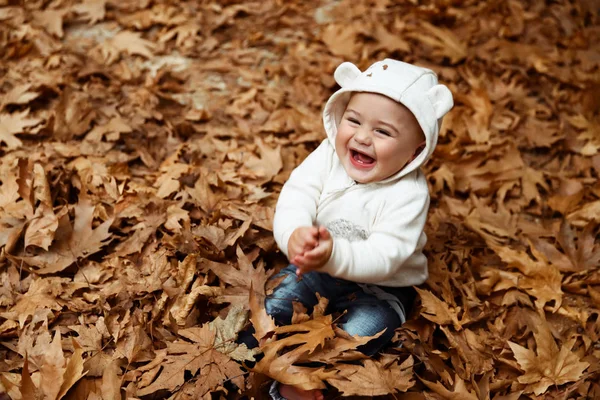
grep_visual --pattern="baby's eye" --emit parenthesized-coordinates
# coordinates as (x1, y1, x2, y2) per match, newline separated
(376, 129, 391, 136)
(346, 117, 360, 125)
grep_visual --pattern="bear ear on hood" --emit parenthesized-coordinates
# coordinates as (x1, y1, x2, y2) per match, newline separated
(427, 84, 453, 119)
(334, 62, 361, 87)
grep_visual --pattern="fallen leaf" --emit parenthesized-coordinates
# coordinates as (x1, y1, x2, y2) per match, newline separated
(415, 287, 462, 330)
(71, 0, 106, 24)
(0, 110, 43, 149)
(328, 355, 415, 396)
(19, 196, 114, 274)
(508, 325, 589, 395)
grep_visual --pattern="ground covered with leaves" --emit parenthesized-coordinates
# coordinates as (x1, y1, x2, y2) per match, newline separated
(0, 0, 599, 399)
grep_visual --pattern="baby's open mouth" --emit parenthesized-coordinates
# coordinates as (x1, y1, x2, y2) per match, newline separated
(350, 149, 375, 165)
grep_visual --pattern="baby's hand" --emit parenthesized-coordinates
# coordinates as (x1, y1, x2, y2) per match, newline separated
(288, 226, 319, 262)
(293, 226, 333, 276)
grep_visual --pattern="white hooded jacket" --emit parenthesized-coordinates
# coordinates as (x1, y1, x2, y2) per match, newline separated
(273, 59, 453, 287)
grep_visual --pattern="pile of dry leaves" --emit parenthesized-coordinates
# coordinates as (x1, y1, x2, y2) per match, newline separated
(0, 0, 599, 399)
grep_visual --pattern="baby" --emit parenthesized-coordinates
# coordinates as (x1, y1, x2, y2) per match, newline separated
(267, 59, 453, 400)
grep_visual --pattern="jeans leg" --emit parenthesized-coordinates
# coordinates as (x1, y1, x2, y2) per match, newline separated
(335, 292, 402, 356)
(264, 265, 320, 325)
(264, 265, 363, 324)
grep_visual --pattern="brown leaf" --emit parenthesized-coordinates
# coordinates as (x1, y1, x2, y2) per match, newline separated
(328, 355, 415, 396)
(491, 244, 563, 311)
(249, 283, 276, 344)
(408, 21, 467, 64)
(1, 84, 41, 110)
(29, 329, 66, 399)
(415, 287, 462, 330)
(138, 323, 245, 397)
(98, 30, 155, 64)
(421, 374, 479, 400)
(100, 360, 121, 400)
(508, 325, 590, 395)
(252, 315, 336, 390)
(320, 23, 366, 59)
(24, 203, 58, 250)
(84, 116, 132, 142)
(242, 137, 283, 182)
(20, 357, 38, 400)
(71, 0, 106, 24)
(57, 340, 86, 399)
(6, 277, 63, 328)
(0, 110, 43, 149)
(19, 196, 114, 274)
(33, 9, 66, 38)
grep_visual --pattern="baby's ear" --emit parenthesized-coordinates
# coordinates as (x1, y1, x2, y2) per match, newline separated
(334, 62, 361, 87)
(427, 84, 453, 119)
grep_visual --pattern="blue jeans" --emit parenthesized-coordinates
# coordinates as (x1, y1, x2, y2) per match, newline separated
(263, 265, 413, 356)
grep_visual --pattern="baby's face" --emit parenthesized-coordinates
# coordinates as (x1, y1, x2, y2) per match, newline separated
(335, 92, 425, 184)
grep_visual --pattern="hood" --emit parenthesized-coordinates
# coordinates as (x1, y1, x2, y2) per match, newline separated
(322, 59, 454, 183)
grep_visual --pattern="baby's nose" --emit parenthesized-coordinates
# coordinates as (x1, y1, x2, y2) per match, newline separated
(354, 128, 372, 145)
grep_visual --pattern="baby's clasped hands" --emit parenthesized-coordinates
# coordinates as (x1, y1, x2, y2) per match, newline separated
(288, 226, 333, 276)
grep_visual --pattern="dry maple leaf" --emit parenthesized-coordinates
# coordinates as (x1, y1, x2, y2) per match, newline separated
(3, 277, 64, 328)
(327, 355, 415, 396)
(22, 330, 86, 399)
(19, 196, 114, 274)
(71, 0, 106, 24)
(207, 304, 257, 362)
(1, 84, 41, 110)
(252, 315, 336, 390)
(531, 221, 600, 272)
(415, 287, 462, 330)
(242, 137, 283, 183)
(159, 21, 201, 47)
(508, 325, 590, 395)
(208, 247, 272, 308)
(0, 110, 43, 149)
(84, 116, 132, 142)
(408, 21, 467, 64)
(421, 374, 479, 400)
(97, 30, 155, 65)
(24, 203, 59, 251)
(249, 282, 276, 343)
(566, 114, 600, 156)
(321, 23, 366, 59)
(137, 323, 245, 397)
(567, 200, 600, 227)
(491, 244, 563, 312)
(32, 9, 66, 38)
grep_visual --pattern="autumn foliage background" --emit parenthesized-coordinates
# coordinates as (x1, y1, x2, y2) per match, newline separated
(0, 0, 599, 399)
